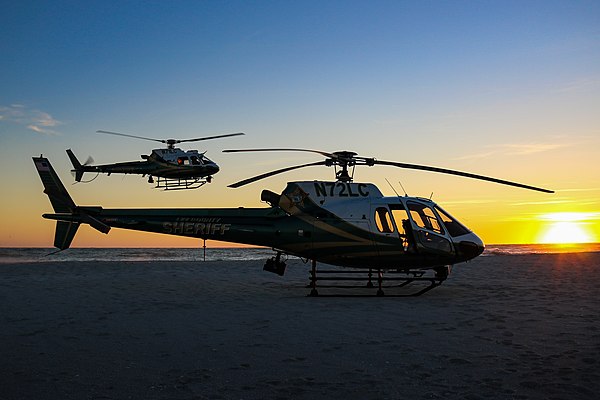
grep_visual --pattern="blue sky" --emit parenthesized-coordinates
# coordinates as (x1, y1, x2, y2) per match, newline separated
(4, 1, 597, 133)
(1, 0, 599, 246)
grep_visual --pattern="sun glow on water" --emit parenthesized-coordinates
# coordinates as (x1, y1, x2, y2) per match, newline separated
(538, 213, 596, 244)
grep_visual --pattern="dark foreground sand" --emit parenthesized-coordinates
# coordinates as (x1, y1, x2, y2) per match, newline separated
(1, 253, 599, 400)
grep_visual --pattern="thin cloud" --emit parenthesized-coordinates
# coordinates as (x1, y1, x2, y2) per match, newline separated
(554, 77, 600, 94)
(0, 104, 62, 135)
(499, 143, 568, 155)
(439, 199, 497, 206)
(510, 199, 576, 206)
(538, 212, 600, 221)
(455, 141, 569, 160)
(557, 187, 600, 193)
(454, 151, 498, 161)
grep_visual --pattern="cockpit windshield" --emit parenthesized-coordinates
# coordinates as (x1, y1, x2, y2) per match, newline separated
(434, 206, 471, 237)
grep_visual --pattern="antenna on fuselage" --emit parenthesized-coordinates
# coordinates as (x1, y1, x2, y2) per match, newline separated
(398, 180, 408, 197)
(385, 178, 401, 197)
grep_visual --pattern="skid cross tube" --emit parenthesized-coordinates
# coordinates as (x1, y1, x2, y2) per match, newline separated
(155, 177, 209, 190)
(307, 263, 446, 297)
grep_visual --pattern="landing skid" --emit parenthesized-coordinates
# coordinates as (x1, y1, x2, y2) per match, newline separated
(153, 177, 210, 190)
(307, 260, 447, 297)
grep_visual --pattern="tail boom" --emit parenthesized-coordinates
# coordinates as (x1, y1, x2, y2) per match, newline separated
(34, 157, 306, 251)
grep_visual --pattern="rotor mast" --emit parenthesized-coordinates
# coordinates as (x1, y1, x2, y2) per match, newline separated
(327, 151, 370, 182)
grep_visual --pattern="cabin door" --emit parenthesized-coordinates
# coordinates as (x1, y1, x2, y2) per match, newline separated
(404, 200, 454, 256)
(371, 205, 405, 259)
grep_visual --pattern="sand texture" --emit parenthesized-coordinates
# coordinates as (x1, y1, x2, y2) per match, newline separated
(1, 252, 599, 399)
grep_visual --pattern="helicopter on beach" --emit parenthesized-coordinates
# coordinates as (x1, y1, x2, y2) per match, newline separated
(66, 130, 245, 190)
(33, 148, 553, 296)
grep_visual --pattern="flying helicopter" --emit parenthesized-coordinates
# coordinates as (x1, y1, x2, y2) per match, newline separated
(66, 130, 245, 190)
(33, 149, 553, 296)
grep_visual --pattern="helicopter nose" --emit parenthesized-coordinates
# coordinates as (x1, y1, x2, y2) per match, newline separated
(208, 163, 220, 174)
(456, 234, 485, 260)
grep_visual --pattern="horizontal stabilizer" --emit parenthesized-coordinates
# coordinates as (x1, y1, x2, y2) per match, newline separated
(80, 213, 111, 234)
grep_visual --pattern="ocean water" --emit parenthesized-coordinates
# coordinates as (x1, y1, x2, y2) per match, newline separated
(482, 243, 600, 256)
(0, 247, 275, 264)
(1, 243, 599, 264)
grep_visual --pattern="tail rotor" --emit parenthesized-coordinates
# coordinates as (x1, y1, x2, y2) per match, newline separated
(66, 149, 94, 182)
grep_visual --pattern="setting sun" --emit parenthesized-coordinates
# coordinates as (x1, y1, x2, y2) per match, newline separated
(538, 213, 596, 244)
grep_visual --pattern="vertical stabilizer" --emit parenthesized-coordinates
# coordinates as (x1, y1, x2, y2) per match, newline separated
(54, 221, 80, 250)
(33, 156, 76, 213)
(66, 149, 85, 182)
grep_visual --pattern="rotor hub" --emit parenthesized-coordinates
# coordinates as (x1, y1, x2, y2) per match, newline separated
(329, 151, 359, 182)
(332, 151, 358, 160)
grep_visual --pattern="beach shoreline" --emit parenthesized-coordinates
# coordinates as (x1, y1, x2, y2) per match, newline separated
(2, 253, 599, 399)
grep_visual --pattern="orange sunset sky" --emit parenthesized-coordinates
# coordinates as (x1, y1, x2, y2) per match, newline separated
(1, 1, 599, 248)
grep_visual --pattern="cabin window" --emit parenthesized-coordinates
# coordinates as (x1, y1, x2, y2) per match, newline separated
(434, 206, 471, 237)
(190, 156, 201, 165)
(407, 202, 444, 235)
(390, 205, 412, 251)
(375, 207, 395, 233)
(390, 207, 410, 236)
(177, 157, 190, 166)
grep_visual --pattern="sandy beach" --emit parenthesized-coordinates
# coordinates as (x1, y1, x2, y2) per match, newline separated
(1, 252, 599, 399)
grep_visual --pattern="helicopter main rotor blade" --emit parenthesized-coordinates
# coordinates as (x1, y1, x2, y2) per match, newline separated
(96, 130, 165, 144)
(228, 161, 328, 188)
(374, 160, 554, 193)
(223, 148, 336, 158)
(177, 132, 245, 143)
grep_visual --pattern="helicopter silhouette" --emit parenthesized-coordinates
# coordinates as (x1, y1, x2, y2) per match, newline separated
(33, 148, 552, 296)
(67, 130, 244, 190)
